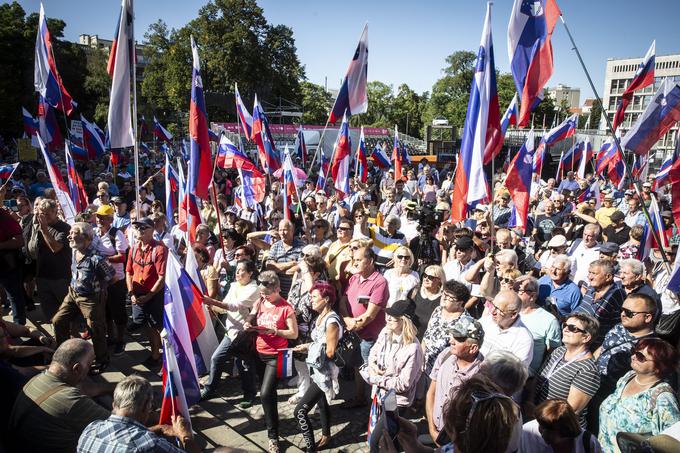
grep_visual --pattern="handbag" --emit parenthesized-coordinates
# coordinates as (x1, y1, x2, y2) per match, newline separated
(332, 330, 363, 368)
(230, 297, 263, 359)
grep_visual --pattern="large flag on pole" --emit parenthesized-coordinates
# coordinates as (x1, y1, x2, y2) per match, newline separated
(478, 5, 502, 166)
(34, 3, 73, 115)
(328, 24, 369, 123)
(164, 154, 179, 229)
(81, 115, 106, 160)
(331, 113, 351, 198)
(613, 41, 656, 131)
(620, 79, 680, 156)
(355, 127, 368, 183)
(234, 83, 253, 139)
(64, 144, 88, 212)
(37, 135, 76, 223)
(371, 143, 390, 169)
(451, 3, 495, 222)
(500, 93, 519, 136)
(638, 196, 667, 261)
(188, 36, 212, 200)
(252, 95, 281, 172)
(505, 129, 535, 230)
(507, 0, 560, 127)
(38, 95, 63, 151)
(107, 0, 135, 148)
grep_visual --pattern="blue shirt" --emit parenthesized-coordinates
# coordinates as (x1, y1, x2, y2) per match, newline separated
(77, 414, 183, 453)
(28, 181, 52, 199)
(557, 179, 579, 193)
(537, 275, 582, 316)
(112, 213, 131, 230)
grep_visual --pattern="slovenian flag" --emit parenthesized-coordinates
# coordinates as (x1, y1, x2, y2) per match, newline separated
(355, 127, 368, 183)
(0, 163, 19, 180)
(276, 349, 295, 378)
(331, 113, 351, 198)
(329, 24, 369, 123)
(505, 129, 535, 231)
(613, 41, 655, 131)
(153, 116, 173, 144)
(235, 83, 253, 139)
(107, 0, 135, 148)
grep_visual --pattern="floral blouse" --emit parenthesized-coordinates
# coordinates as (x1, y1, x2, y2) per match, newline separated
(598, 371, 680, 453)
(422, 306, 463, 375)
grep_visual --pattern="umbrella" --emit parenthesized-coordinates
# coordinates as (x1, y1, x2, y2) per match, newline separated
(272, 166, 308, 185)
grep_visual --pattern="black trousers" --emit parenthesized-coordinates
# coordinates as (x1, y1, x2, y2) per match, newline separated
(259, 354, 281, 439)
(294, 379, 331, 451)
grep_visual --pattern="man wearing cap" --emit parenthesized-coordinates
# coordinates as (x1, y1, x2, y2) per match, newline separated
(94, 205, 129, 356)
(111, 197, 130, 231)
(599, 241, 621, 269)
(603, 210, 630, 245)
(426, 314, 484, 443)
(618, 190, 634, 214)
(125, 217, 168, 367)
(443, 236, 476, 289)
(493, 193, 512, 227)
(595, 193, 617, 228)
(641, 181, 653, 205)
(624, 197, 645, 227)
(480, 290, 534, 368)
(538, 235, 568, 274)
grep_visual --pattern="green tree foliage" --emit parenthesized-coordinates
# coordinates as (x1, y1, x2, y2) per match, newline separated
(392, 84, 426, 138)
(300, 81, 332, 125)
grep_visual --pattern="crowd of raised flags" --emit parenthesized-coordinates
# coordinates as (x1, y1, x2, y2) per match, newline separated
(7, 0, 680, 450)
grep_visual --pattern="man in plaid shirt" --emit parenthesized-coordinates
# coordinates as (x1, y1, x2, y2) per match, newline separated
(77, 375, 198, 453)
(53, 222, 117, 374)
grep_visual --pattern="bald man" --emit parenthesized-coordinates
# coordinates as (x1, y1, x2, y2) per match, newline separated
(480, 290, 534, 368)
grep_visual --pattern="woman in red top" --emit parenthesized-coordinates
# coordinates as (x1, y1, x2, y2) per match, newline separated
(244, 270, 298, 453)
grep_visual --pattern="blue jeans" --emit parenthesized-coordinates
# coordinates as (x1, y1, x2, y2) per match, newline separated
(0, 268, 26, 325)
(204, 334, 256, 400)
(360, 339, 376, 365)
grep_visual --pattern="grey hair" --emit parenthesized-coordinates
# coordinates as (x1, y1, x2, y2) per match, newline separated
(72, 221, 94, 240)
(39, 198, 58, 211)
(51, 338, 92, 370)
(113, 375, 154, 417)
(552, 254, 571, 270)
(620, 258, 645, 277)
(258, 270, 280, 289)
(590, 259, 616, 276)
(496, 249, 518, 266)
(583, 223, 601, 236)
(302, 244, 322, 258)
(479, 350, 529, 396)
(515, 275, 538, 294)
(278, 219, 294, 230)
(385, 214, 401, 228)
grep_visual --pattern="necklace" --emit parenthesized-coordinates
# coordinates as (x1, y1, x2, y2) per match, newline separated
(634, 375, 659, 387)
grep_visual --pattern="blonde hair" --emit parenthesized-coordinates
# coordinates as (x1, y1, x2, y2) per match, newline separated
(399, 316, 418, 346)
(393, 246, 414, 268)
(423, 265, 445, 295)
(350, 238, 373, 249)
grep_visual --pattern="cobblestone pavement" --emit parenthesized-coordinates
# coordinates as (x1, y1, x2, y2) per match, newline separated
(10, 307, 423, 452)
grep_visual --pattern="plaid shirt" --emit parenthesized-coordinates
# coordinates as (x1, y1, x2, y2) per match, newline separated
(71, 245, 116, 297)
(577, 283, 626, 346)
(77, 415, 183, 453)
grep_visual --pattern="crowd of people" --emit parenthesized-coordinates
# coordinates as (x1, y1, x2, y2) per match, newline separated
(2, 142, 680, 453)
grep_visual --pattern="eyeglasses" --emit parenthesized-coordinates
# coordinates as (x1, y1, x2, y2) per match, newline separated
(396, 255, 409, 260)
(133, 225, 150, 231)
(441, 292, 458, 303)
(631, 350, 651, 363)
(461, 392, 512, 442)
(423, 274, 440, 282)
(337, 226, 352, 231)
(257, 280, 275, 288)
(563, 323, 587, 334)
(491, 302, 510, 317)
(622, 308, 652, 318)
(234, 253, 247, 258)
(516, 287, 533, 294)
(499, 277, 515, 284)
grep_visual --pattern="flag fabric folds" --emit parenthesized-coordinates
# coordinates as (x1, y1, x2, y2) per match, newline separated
(295, 126, 308, 168)
(38, 95, 63, 150)
(188, 36, 213, 200)
(81, 115, 106, 160)
(576, 137, 593, 179)
(355, 127, 368, 183)
(507, 0, 560, 127)
(37, 135, 76, 223)
(316, 146, 329, 194)
(451, 3, 496, 222)
(159, 338, 192, 428)
(500, 93, 519, 136)
(371, 143, 390, 169)
(252, 95, 281, 172)
(479, 4, 502, 166)
(65, 144, 88, 212)
(34, 3, 74, 115)
(329, 24, 369, 123)
(139, 115, 149, 138)
(235, 83, 253, 139)
(281, 147, 302, 220)
(543, 114, 578, 146)
(107, 0, 135, 148)
(165, 154, 179, 229)
(153, 117, 173, 144)
(331, 114, 352, 198)
(216, 135, 257, 171)
(392, 126, 403, 181)
(613, 41, 656, 131)
(0, 163, 19, 180)
(22, 108, 39, 137)
(276, 349, 295, 378)
(505, 129, 535, 230)
(621, 79, 680, 156)
(639, 196, 667, 261)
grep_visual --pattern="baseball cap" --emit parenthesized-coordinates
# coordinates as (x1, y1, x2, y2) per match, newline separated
(600, 242, 620, 255)
(624, 190, 634, 196)
(643, 182, 652, 188)
(111, 196, 124, 204)
(609, 210, 625, 222)
(385, 299, 420, 328)
(604, 193, 614, 200)
(95, 205, 114, 217)
(547, 235, 567, 248)
(455, 236, 474, 251)
(474, 204, 490, 213)
(448, 314, 484, 342)
(132, 217, 154, 229)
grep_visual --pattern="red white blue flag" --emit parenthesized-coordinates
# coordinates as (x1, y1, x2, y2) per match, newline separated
(654, 135, 680, 190)
(165, 154, 179, 229)
(81, 115, 106, 160)
(37, 135, 76, 223)
(631, 153, 649, 180)
(576, 137, 593, 179)
(160, 338, 193, 428)
(479, 5, 502, 166)
(355, 127, 368, 183)
(0, 163, 19, 181)
(316, 146, 329, 194)
(153, 116, 173, 144)
(329, 24, 369, 123)
(139, 115, 149, 138)
(22, 108, 38, 137)
(331, 113, 351, 198)
(508, 0, 560, 127)
(295, 125, 308, 168)
(276, 349, 295, 378)
(613, 41, 655, 131)
(639, 196, 667, 260)
(235, 83, 253, 139)
(621, 79, 680, 156)
(451, 3, 495, 221)
(505, 129, 535, 230)
(64, 144, 88, 212)
(38, 95, 62, 151)
(188, 36, 213, 200)
(543, 113, 577, 146)
(216, 135, 257, 171)
(252, 95, 281, 172)
(34, 4, 73, 115)
(236, 167, 266, 209)
(107, 0, 135, 148)
(371, 143, 390, 169)
(500, 93, 519, 136)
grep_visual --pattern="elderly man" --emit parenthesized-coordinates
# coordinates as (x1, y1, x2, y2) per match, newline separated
(125, 217, 168, 368)
(569, 223, 601, 287)
(624, 197, 645, 227)
(619, 258, 661, 313)
(493, 193, 512, 227)
(479, 290, 534, 368)
(77, 375, 199, 453)
(576, 259, 627, 347)
(95, 205, 129, 357)
(378, 188, 403, 219)
(9, 339, 111, 453)
(426, 314, 484, 443)
(53, 222, 116, 373)
(266, 219, 305, 298)
(111, 197, 130, 231)
(538, 254, 581, 316)
(517, 276, 561, 374)
(557, 171, 580, 193)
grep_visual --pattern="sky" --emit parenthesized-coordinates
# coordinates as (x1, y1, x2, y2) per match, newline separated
(14, 0, 680, 105)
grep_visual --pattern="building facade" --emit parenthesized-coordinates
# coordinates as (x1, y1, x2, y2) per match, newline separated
(77, 34, 149, 79)
(547, 84, 581, 110)
(603, 53, 680, 166)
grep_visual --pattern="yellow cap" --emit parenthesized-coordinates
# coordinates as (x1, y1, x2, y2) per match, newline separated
(96, 205, 114, 216)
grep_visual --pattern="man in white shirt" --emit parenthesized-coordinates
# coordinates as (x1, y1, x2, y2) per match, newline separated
(443, 236, 475, 289)
(480, 290, 534, 369)
(569, 223, 601, 287)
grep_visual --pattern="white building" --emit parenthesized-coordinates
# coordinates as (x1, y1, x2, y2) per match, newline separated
(547, 84, 581, 110)
(602, 53, 680, 165)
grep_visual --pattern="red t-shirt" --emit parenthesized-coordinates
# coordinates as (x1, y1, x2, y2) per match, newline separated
(0, 210, 22, 242)
(255, 298, 294, 355)
(125, 240, 168, 295)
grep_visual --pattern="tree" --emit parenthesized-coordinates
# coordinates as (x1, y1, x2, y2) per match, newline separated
(392, 84, 425, 138)
(362, 81, 394, 128)
(300, 81, 332, 124)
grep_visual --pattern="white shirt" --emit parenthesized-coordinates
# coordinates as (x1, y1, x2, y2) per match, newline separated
(480, 316, 534, 368)
(383, 269, 420, 307)
(95, 226, 129, 281)
(521, 419, 602, 453)
(443, 259, 474, 290)
(569, 240, 600, 286)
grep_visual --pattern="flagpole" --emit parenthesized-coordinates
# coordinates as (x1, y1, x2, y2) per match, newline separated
(130, 0, 141, 219)
(0, 165, 20, 192)
(559, 14, 672, 272)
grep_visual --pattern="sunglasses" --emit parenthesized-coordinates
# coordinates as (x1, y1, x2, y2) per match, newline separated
(337, 226, 352, 231)
(622, 308, 651, 318)
(499, 277, 515, 284)
(133, 225, 151, 231)
(563, 323, 586, 334)
(631, 350, 650, 363)
(423, 274, 440, 281)
(257, 280, 275, 287)
(396, 255, 409, 260)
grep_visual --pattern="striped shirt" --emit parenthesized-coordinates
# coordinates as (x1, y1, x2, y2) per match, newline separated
(535, 346, 601, 427)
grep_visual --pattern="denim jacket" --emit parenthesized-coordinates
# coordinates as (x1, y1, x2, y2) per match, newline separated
(71, 245, 116, 297)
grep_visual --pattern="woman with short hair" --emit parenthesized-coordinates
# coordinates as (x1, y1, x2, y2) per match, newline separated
(383, 246, 420, 307)
(522, 399, 602, 452)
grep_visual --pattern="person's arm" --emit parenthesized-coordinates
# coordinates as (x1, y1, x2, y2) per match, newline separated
(425, 380, 439, 442)
(567, 387, 593, 415)
(378, 344, 424, 394)
(171, 414, 201, 453)
(324, 323, 340, 359)
(274, 310, 298, 340)
(353, 303, 382, 332)
(2, 344, 53, 359)
(266, 260, 298, 273)
(138, 277, 165, 304)
(37, 215, 64, 253)
(463, 258, 486, 283)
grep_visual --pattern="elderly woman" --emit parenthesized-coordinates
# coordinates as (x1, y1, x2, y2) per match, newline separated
(195, 224, 216, 262)
(293, 281, 342, 451)
(361, 299, 424, 452)
(384, 246, 420, 307)
(598, 338, 680, 452)
(352, 205, 371, 239)
(522, 399, 602, 452)
(244, 271, 298, 453)
(533, 312, 601, 428)
(201, 259, 260, 405)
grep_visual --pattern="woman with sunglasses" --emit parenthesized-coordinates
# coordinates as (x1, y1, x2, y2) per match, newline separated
(409, 265, 446, 340)
(351, 205, 371, 240)
(384, 246, 419, 307)
(598, 338, 680, 452)
(243, 271, 298, 453)
(309, 219, 332, 256)
(533, 313, 601, 428)
(324, 219, 354, 286)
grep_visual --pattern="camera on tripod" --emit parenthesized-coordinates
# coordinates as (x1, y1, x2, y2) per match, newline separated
(405, 201, 444, 234)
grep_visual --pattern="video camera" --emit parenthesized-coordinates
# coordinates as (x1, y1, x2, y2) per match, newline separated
(405, 201, 444, 234)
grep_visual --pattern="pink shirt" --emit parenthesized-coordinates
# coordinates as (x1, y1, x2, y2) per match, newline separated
(346, 271, 389, 341)
(256, 299, 294, 355)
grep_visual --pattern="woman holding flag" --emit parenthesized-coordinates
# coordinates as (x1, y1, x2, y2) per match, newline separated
(244, 271, 298, 453)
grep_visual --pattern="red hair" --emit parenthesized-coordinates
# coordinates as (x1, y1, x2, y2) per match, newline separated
(635, 338, 678, 377)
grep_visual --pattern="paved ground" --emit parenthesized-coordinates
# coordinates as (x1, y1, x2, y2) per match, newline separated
(9, 305, 412, 452)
